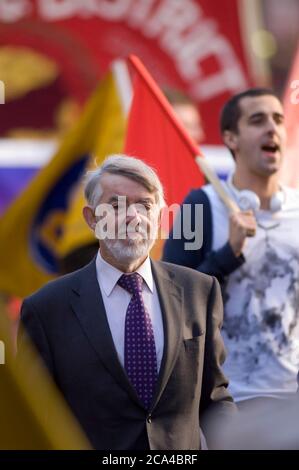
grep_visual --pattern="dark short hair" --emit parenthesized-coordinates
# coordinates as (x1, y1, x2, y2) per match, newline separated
(220, 88, 279, 134)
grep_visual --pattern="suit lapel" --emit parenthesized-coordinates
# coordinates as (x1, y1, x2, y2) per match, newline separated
(69, 259, 143, 407)
(69, 258, 184, 410)
(150, 260, 184, 408)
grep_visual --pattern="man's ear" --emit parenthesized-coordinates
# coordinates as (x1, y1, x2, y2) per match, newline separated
(83, 206, 96, 231)
(223, 130, 238, 153)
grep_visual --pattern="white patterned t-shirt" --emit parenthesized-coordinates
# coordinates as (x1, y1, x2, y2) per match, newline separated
(203, 184, 299, 402)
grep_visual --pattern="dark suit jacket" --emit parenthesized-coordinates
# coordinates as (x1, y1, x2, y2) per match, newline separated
(18, 258, 235, 450)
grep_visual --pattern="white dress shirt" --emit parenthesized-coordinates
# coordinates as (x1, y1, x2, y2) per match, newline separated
(96, 250, 164, 371)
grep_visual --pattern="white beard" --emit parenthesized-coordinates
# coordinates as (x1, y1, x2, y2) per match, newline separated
(101, 225, 158, 264)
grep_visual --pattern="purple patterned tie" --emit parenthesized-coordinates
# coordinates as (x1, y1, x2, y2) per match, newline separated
(118, 273, 158, 409)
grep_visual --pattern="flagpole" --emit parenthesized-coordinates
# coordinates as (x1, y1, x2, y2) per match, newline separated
(195, 157, 239, 213)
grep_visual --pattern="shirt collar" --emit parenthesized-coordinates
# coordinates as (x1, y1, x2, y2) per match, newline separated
(96, 249, 154, 296)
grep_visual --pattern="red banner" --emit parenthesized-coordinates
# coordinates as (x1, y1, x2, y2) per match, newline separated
(0, 0, 267, 143)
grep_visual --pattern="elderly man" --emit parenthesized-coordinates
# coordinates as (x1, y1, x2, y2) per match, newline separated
(18, 154, 235, 450)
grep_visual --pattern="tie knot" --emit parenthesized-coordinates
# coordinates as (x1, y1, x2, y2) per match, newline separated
(118, 272, 143, 295)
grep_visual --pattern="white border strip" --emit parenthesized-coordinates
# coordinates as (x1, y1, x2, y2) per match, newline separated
(0, 139, 235, 175)
(111, 59, 133, 117)
(0, 138, 58, 167)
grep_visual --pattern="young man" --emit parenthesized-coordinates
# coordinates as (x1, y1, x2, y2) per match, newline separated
(18, 154, 235, 450)
(163, 89, 299, 407)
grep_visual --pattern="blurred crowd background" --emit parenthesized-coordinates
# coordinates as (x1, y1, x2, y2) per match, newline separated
(0, 1, 299, 330)
(0, 0, 299, 449)
(0, 0, 299, 347)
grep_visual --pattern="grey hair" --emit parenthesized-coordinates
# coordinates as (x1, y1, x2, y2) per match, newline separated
(84, 154, 165, 209)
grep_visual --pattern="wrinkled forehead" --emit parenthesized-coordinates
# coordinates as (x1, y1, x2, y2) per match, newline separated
(238, 95, 284, 120)
(99, 173, 157, 203)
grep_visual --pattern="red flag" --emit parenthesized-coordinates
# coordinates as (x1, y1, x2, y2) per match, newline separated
(281, 45, 299, 189)
(124, 55, 205, 209)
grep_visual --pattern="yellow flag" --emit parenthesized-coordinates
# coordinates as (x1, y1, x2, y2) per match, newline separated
(0, 71, 126, 297)
(0, 304, 91, 449)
